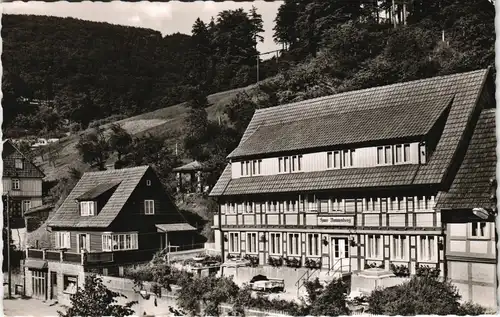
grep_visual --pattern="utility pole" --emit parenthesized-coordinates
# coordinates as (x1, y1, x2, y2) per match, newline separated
(6, 192, 12, 299)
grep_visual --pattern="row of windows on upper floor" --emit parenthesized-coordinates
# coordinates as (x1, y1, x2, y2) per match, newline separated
(221, 195, 436, 214)
(238, 142, 427, 177)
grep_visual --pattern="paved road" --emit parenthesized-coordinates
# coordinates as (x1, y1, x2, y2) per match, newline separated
(3, 296, 67, 317)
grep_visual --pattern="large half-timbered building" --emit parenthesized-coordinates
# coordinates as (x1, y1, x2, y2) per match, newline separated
(210, 68, 496, 307)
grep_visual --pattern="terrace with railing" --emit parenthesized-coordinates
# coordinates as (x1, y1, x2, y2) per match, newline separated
(26, 248, 114, 265)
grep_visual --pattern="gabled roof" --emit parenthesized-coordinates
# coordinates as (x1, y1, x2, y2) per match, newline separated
(2, 139, 45, 179)
(436, 108, 496, 210)
(47, 166, 150, 228)
(76, 182, 121, 201)
(212, 69, 492, 197)
(172, 160, 211, 172)
(230, 95, 453, 158)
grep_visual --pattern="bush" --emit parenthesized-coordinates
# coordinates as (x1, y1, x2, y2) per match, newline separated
(457, 301, 487, 315)
(367, 275, 461, 315)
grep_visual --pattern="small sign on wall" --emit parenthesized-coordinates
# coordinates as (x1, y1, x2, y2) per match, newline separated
(317, 215, 354, 226)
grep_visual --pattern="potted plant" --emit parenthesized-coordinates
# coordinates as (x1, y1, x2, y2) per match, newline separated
(390, 263, 410, 277)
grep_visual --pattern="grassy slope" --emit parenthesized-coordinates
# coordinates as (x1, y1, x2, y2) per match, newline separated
(38, 85, 254, 181)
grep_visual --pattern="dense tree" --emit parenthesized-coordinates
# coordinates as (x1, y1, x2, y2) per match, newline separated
(75, 127, 110, 171)
(58, 275, 136, 317)
(108, 123, 133, 161)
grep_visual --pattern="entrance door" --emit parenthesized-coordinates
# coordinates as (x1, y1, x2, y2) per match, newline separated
(50, 272, 58, 300)
(330, 238, 349, 273)
(78, 234, 88, 253)
(31, 270, 47, 300)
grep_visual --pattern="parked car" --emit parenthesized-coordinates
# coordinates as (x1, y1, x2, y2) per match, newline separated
(249, 275, 285, 293)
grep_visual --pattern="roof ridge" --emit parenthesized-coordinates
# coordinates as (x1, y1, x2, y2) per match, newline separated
(83, 165, 149, 176)
(255, 68, 488, 116)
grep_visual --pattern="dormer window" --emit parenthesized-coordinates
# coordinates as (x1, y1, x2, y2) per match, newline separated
(80, 201, 96, 216)
(15, 159, 23, 170)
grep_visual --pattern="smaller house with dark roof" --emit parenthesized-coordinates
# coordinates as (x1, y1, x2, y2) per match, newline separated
(2, 139, 45, 250)
(24, 165, 197, 303)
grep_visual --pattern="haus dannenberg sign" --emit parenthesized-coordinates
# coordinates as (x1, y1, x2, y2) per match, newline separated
(317, 215, 354, 226)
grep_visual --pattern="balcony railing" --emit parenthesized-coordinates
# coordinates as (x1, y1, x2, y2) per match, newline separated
(86, 252, 113, 263)
(25, 248, 114, 265)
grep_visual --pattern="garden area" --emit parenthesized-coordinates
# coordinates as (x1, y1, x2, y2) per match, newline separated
(113, 250, 490, 316)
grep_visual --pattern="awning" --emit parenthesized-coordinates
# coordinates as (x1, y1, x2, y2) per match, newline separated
(24, 259, 48, 270)
(156, 223, 196, 233)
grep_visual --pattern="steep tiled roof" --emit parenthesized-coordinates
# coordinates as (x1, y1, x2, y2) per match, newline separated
(47, 166, 149, 228)
(436, 108, 496, 210)
(212, 69, 491, 197)
(2, 139, 45, 179)
(230, 96, 453, 158)
(209, 164, 232, 196)
(219, 164, 419, 195)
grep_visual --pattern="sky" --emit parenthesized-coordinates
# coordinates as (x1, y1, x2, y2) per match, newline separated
(2, 1, 284, 54)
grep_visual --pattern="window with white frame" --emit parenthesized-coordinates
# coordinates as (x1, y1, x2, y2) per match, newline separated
(286, 200, 297, 213)
(270, 233, 282, 255)
(376, 146, 392, 165)
(307, 233, 320, 256)
(144, 200, 155, 215)
(364, 198, 378, 213)
(344, 199, 356, 213)
(229, 232, 240, 253)
(470, 222, 488, 238)
(291, 155, 303, 172)
(102, 232, 138, 251)
(55, 231, 71, 249)
(245, 201, 253, 213)
(327, 151, 342, 169)
(22, 200, 32, 214)
(389, 196, 405, 212)
(11, 179, 20, 190)
(246, 232, 258, 254)
(394, 144, 411, 164)
(391, 235, 408, 260)
(366, 234, 382, 259)
(418, 236, 437, 262)
(342, 149, 355, 168)
(288, 233, 300, 256)
(416, 196, 431, 211)
(269, 201, 278, 213)
(253, 160, 262, 175)
(15, 159, 23, 170)
(331, 198, 343, 213)
(80, 201, 95, 216)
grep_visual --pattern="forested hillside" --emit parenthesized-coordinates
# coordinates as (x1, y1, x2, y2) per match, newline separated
(2, 9, 280, 137)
